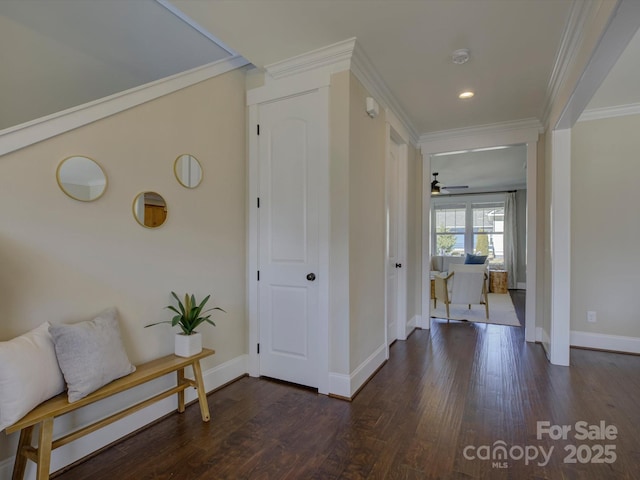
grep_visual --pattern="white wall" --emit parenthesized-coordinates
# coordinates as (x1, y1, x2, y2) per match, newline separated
(0, 68, 247, 473)
(571, 114, 640, 343)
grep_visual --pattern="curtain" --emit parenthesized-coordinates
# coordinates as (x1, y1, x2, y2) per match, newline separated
(504, 192, 517, 289)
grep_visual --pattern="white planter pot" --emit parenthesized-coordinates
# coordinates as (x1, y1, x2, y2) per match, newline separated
(174, 332, 202, 358)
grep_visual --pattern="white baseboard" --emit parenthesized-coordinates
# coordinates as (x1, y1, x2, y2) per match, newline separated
(328, 343, 386, 399)
(571, 331, 640, 355)
(405, 315, 418, 337)
(517, 282, 527, 290)
(416, 314, 431, 330)
(0, 354, 248, 480)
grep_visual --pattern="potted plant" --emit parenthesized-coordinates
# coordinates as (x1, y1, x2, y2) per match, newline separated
(145, 292, 225, 357)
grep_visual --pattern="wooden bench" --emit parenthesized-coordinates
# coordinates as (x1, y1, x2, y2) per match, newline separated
(5, 348, 215, 480)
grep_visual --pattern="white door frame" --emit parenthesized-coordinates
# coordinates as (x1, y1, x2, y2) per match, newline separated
(419, 123, 539, 345)
(247, 78, 331, 395)
(384, 126, 409, 354)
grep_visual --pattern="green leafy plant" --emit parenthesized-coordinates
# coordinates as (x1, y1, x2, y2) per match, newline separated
(145, 292, 225, 335)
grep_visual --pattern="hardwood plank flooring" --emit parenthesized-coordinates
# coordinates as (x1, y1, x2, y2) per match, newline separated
(53, 292, 640, 479)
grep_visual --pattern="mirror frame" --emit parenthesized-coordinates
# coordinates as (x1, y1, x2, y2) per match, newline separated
(132, 191, 168, 229)
(173, 154, 203, 189)
(56, 155, 108, 202)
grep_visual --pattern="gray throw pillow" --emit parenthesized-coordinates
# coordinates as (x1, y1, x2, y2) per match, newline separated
(49, 307, 136, 402)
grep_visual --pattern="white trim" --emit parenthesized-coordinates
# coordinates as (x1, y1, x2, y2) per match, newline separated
(578, 102, 640, 122)
(556, 0, 640, 130)
(0, 56, 249, 157)
(524, 142, 537, 344)
(541, 0, 600, 128)
(257, 37, 419, 144)
(418, 118, 541, 151)
(247, 72, 331, 106)
(351, 44, 419, 145)
(549, 129, 571, 366)
(327, 342, 387, 399)
(0, 355, 248, 480)
(406, 315, 418, 338)
(571, 331, 640, 354)
(154, 0, 238, 56)
(517, 282, 527, 290)
(265, 38, 356, 80)
(416, 315, 430, 330)
(247, 104, 260, 378)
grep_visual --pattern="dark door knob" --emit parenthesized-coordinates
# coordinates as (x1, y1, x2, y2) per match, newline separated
(306, 273, 316, 281)
(395, 263, 402, 268)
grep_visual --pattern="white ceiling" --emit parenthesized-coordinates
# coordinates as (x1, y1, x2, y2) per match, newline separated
(170, 0, 574, 134)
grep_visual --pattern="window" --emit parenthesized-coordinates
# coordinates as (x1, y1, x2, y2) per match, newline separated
(434, 205, 465, 256)
(432, 196, 505, 266)
(472, 203, 504, 264)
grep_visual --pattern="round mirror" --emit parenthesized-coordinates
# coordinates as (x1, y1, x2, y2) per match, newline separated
(56, 156, 107, 202)
(174, 154, 202, 188)
(133, 192, 167, 228)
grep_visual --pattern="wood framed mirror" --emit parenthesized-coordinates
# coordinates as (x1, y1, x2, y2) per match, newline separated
(56, 156, 107, 201)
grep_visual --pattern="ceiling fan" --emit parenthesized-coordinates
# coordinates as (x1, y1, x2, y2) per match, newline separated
(431, 172, 468, 194)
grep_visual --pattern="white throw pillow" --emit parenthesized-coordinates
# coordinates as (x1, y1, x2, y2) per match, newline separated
(49, 307, 136, 403)
(0, 322, 66, 431)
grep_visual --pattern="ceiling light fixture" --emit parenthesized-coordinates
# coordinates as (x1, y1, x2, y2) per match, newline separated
(451, 48, 470, 65)
(459, 91, 474, 99)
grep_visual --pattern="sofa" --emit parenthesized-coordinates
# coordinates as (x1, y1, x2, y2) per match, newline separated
(430, 254, 489, 275)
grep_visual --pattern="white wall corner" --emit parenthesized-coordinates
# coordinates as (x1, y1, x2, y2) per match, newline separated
(571, 331, 640, 355)
(328, 372, 351, 399)
(406, 315, 418, 337)
(416, 315, 431, 330)
(1, 355, 248, 480)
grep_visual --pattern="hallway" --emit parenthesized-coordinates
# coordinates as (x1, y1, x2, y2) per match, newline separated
(55, 302, 640, 479)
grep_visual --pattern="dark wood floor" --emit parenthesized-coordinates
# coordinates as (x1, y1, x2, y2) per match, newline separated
(54, 291, 640, 479)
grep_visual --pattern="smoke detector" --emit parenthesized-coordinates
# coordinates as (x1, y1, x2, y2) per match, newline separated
(451, 48, 470, 65)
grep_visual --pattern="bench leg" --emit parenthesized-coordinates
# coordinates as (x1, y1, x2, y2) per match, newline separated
(177, 368, 186, 413)
(12, 426, 34, 480)
(36, 418, 54, 480)
(192, 360, 210, 422)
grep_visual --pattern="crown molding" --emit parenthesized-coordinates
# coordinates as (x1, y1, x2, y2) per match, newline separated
(540, 0, 600, 129)
(263, 37, 419, 145)
(0, 56, 249, 157)
(350, 43, 419, 145)
(578, 102, 640, 122)
(419, 118, 542, 149)
(265, 38, 356, 80)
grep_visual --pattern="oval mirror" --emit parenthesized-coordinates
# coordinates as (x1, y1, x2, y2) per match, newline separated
(56, 156, 107, 202)
(133, 192, 167, 228)
(174, 154, 202, 188)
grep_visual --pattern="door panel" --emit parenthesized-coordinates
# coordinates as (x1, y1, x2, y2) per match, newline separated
(258, 91, 321, 388)
(386, 140, 400, 345)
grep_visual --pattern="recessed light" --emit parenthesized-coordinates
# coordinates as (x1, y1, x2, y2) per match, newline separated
(459, 91, 474, 99)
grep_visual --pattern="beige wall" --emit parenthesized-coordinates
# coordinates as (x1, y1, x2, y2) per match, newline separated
(571, 114, 640, 338)
(348, 73, 387, 371)
(0, 69, 247, 462)
(329, 70, 351, 375)
(406, 145, 422, 321)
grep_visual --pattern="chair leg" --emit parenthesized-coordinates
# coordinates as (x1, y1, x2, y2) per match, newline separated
(36, 418, 54, 480)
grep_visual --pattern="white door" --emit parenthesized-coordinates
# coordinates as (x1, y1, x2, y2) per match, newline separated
(386, 139, 401, 345)
(257, 92, 322, 388)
